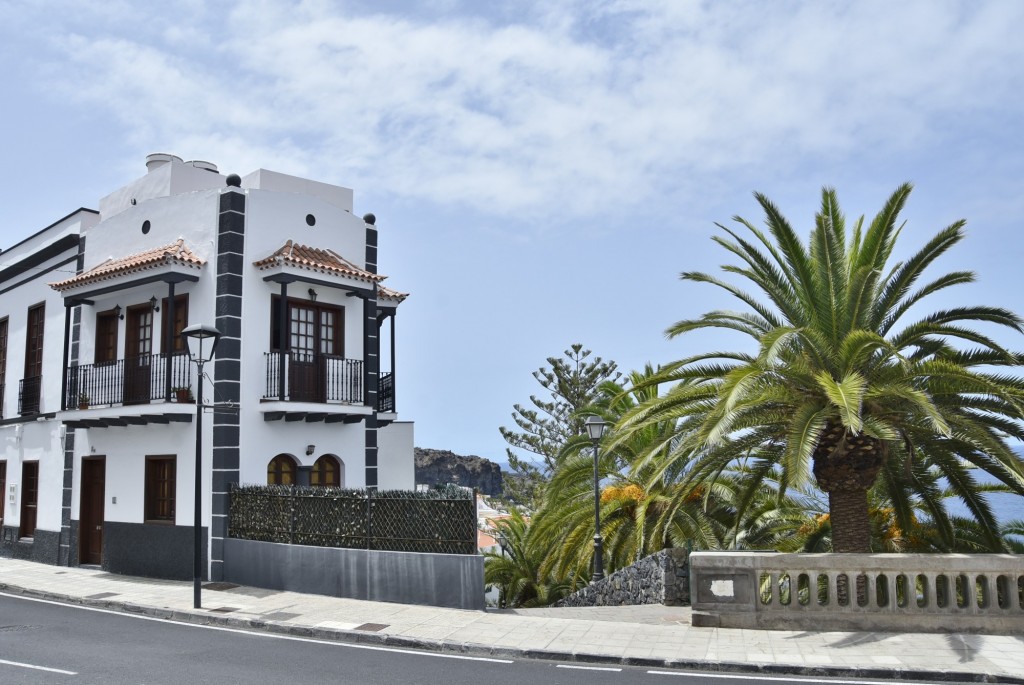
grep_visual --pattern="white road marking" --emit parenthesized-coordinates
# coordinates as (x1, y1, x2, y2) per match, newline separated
(1, 591, 513, 664)
(648, 671, 920, 685)
(0, 658, 77, 675)
(557, 664, 623, 672)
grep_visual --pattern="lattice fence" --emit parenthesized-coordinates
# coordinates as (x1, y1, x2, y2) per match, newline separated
(228, 484, 477, 555)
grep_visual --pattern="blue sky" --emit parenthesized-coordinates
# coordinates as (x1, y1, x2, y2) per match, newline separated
(2, 1, 1023, 467)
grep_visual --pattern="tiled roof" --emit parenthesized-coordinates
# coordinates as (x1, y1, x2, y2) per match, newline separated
(253, 240, 385, 284)
(378, 284, 409, 303)
(50, 239, 204, 291)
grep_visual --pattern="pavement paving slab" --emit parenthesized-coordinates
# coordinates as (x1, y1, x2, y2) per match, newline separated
(1, 557, 1023, 682)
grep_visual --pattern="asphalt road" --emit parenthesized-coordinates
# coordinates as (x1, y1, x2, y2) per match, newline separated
(0, 594, 967, 685)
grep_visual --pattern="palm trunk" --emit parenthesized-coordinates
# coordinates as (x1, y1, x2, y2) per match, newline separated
(828, 488, 872, 553)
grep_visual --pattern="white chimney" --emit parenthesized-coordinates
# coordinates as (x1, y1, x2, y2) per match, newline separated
(186, 160, 218, 172)
(146, 153, 183, 172)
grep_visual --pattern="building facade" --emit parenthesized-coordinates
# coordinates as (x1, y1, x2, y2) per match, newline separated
(0, 154, 413, 581)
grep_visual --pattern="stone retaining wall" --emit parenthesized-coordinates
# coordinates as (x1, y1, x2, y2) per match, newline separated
(557, 548, 690, 607)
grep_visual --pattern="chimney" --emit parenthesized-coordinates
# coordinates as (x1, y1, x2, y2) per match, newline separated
(145, 153, 183, 172)
(186, 160, 218, 173)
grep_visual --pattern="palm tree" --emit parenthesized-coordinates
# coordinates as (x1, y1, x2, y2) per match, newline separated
(531, 367, 810, 577)
(483, 510, 576, 607)
(616, 184, 1024, 552)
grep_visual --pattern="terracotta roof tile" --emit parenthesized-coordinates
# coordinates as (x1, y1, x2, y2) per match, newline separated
(50, 239, 204, 291)
(378, 284, 409, 303)
(253, 240, 385, 284)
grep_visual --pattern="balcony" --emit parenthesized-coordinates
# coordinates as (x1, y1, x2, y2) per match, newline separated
(262, 352, 394, 417)
(19, 375, 42, 415)
(65, 352, 193, 409)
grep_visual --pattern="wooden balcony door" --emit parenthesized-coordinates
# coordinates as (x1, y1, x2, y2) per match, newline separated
(21, 304, 44, 414)
(79, 457, 105, 565)
(124, 305, 153, 404)
(286, 302, 341, 402)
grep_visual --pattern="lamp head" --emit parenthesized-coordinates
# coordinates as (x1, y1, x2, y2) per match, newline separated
(181, 323, 222, 363)
(584, 415, 607, 441)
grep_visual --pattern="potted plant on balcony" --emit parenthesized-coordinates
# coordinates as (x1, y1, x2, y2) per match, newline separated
(172, 386, 194, 403)
(78, 393, 90, 410)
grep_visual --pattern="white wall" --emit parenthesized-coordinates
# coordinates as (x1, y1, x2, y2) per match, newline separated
(237, 418, 368, 488)
(72, 422, 202, 526)
(378, 421, 414, 489)
(243, 187, 367, 270)
(98, 158, 225, 219)
(75, 191, 221, 372)
(0, 422, 65, 532)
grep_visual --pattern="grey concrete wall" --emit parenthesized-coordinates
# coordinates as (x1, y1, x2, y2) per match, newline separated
(103, 521, 207, 581)
(557, 548, 690, 607)
(223, 537, 484, 610)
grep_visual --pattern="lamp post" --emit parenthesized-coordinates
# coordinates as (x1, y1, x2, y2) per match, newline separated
(584, 415, 607, 582)
(496, 530, 508, 608)
(181, 323, 221, 609)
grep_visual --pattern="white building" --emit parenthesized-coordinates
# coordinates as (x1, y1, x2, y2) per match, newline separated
(0, 154, 413, 581)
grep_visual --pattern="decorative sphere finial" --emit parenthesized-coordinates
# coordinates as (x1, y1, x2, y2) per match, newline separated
(362, 212, 376, 225)
(226, 173, 242, 187)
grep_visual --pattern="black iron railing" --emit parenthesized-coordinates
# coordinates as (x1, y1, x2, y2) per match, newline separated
(19, 375, 42, 415)
(263, 352, 364, 404)
(65, 352, 192, 409)
(378, 372, 395, 412)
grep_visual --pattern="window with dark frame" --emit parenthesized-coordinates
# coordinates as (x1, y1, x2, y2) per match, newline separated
(267, 454, 297, 485)
(95, 310, 118, 364)
(144, 456, 176, 523)
(19, 461, 38, 538)
(160, 295, 189, 353)
(21, 304, 45, 414)
(269, 295, 343, 356)
(24, 304, 44, 379)
(311, 455, 340, 487)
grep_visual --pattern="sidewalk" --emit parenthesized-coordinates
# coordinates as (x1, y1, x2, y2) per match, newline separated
(1, 558, 1022, 682)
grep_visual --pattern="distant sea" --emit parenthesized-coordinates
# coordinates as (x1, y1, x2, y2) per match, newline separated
(945, 472, 1024, 526)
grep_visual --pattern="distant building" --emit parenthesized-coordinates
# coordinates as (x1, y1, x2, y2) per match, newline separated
(0, 154, 413, 581)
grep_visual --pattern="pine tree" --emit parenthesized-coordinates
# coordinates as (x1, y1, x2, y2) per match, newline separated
(500, 344, 619, 507)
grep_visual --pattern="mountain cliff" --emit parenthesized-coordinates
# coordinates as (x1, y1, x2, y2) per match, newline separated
(414, 447, 503, 496)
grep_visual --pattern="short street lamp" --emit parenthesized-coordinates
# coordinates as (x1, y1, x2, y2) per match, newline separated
(496, 531, 508, 558)
(584, 415, 607, 582)
(182, 323, 221, 609)
(496, 530, 509, 608)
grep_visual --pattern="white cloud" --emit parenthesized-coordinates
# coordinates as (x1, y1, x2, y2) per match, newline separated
(15, 0, 1024, 222)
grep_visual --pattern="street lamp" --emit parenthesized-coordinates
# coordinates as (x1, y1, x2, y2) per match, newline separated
(496, 530, 508, 558)
(181, 323, 221, 609)
(584, 415, 607, 582)
(495, 530, 509, 608)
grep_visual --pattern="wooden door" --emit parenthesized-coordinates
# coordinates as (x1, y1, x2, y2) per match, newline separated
(123, 305, 153, 404)
(79, 457, 105, 565)
(288, 304, 320, 402)
(19, 461, 38, 538)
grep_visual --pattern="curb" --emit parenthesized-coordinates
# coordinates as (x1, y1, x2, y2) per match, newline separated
(2, 583, 1021, 685)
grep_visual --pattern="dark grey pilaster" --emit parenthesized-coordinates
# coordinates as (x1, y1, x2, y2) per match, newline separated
(211, 188, 245, 580)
